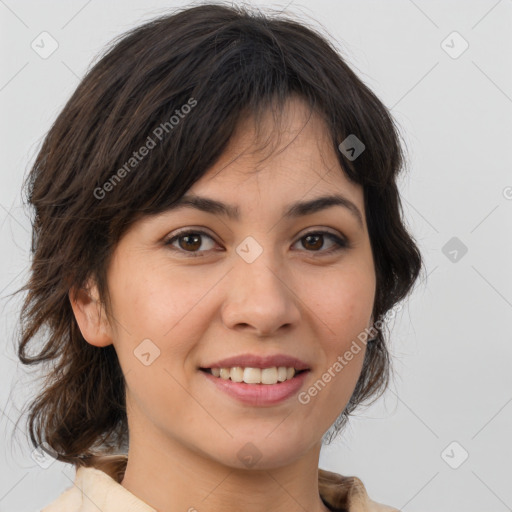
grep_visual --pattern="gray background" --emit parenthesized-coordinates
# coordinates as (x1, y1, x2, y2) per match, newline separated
(1, 0, 511, 510)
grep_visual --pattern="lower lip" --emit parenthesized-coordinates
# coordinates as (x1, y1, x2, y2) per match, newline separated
(201, 370, 310, 406)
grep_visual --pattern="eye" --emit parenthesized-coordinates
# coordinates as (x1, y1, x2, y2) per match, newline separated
(163, 229, 349, 257)
(164, 229, 218, 257)
(294, 231, 348, 254)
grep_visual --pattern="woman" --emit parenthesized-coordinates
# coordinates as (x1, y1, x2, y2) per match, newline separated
(17, 3, 422, 511)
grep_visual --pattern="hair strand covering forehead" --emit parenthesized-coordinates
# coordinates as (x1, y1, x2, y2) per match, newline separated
(13, 2, 422, 466)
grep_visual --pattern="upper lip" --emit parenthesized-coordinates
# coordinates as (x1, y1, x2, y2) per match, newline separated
(201, 353, 310, 371)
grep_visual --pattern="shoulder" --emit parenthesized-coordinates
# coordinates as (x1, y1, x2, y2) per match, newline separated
(41, 485, 81, 512)
(40, 456, 129, 511)
(40, 461, 156, 512)
(40, 472, 83, 512)
(318, 468, 401, 512)
(40, 465, 121, 512)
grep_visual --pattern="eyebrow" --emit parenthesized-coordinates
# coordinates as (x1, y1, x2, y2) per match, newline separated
(166, 193, 364, 228)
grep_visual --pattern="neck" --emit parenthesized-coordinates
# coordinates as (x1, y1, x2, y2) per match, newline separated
(120, 419, 332, 512)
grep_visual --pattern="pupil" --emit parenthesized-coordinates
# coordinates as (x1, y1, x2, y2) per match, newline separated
(304, 234, 322, 250)
(181, 234, 201, 251)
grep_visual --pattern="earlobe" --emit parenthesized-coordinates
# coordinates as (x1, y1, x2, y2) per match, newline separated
(68, 280, 113, 347)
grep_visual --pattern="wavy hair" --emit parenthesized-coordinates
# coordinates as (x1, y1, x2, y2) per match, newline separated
(14, 2, 423, 469)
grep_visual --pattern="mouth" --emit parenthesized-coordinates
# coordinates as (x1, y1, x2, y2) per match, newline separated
(199, 365, 311, 406)
(199, 366, 309, 385)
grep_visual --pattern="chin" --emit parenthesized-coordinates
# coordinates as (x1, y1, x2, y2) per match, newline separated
(211, 432, 314, 470)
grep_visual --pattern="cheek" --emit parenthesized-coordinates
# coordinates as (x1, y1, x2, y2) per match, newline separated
(107, 260, 212, 425)
(296, 264, 374, 413)
(108, 257, 220, 369)
(303, 263, 375, 347)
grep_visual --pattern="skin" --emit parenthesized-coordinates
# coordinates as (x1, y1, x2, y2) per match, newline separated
(70, 95, 376, 512)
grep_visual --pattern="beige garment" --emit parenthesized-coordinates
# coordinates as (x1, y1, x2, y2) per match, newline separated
(41, 455, 400, 512)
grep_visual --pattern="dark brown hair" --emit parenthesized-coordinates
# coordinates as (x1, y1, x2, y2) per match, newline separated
(14, 2, 422, 469)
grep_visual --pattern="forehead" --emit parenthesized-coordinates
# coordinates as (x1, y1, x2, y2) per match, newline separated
(188, 96, 364, 210)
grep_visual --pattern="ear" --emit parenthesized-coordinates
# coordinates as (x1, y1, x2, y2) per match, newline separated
(69, 278, 113, 347)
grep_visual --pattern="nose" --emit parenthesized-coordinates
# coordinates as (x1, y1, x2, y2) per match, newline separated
(221, 245, 301, 338)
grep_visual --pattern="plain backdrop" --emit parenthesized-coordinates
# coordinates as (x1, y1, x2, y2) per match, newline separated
(1, 1, 511, 511)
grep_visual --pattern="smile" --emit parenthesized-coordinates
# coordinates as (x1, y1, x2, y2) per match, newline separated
(200, 367, 310, 406)
(200, 366, 307, 385)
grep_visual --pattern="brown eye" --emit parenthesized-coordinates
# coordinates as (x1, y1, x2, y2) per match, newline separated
(295, 231, 348, 254)
(164, 229, 348, 258)
(164, 230, 216, 257)
(178, 233, 202, 251)
(301, 233, 324, 251)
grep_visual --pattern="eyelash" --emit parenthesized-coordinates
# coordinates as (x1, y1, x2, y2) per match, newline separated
(163, 229, 349, 258)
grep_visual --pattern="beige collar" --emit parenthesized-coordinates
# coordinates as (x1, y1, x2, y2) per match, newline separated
(42, 455, 399, 512)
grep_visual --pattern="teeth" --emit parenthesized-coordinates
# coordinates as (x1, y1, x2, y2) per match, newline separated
(230, 367, 244, 382)
(244, 367, 262, 384)
(209, 366, 299, 384)
(261, 367, 277, 384)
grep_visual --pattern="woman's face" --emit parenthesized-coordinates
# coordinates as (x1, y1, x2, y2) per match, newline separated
(85, 96, 376, 469)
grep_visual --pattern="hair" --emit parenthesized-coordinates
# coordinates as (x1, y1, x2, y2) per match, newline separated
(14, 1, 422, 470)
